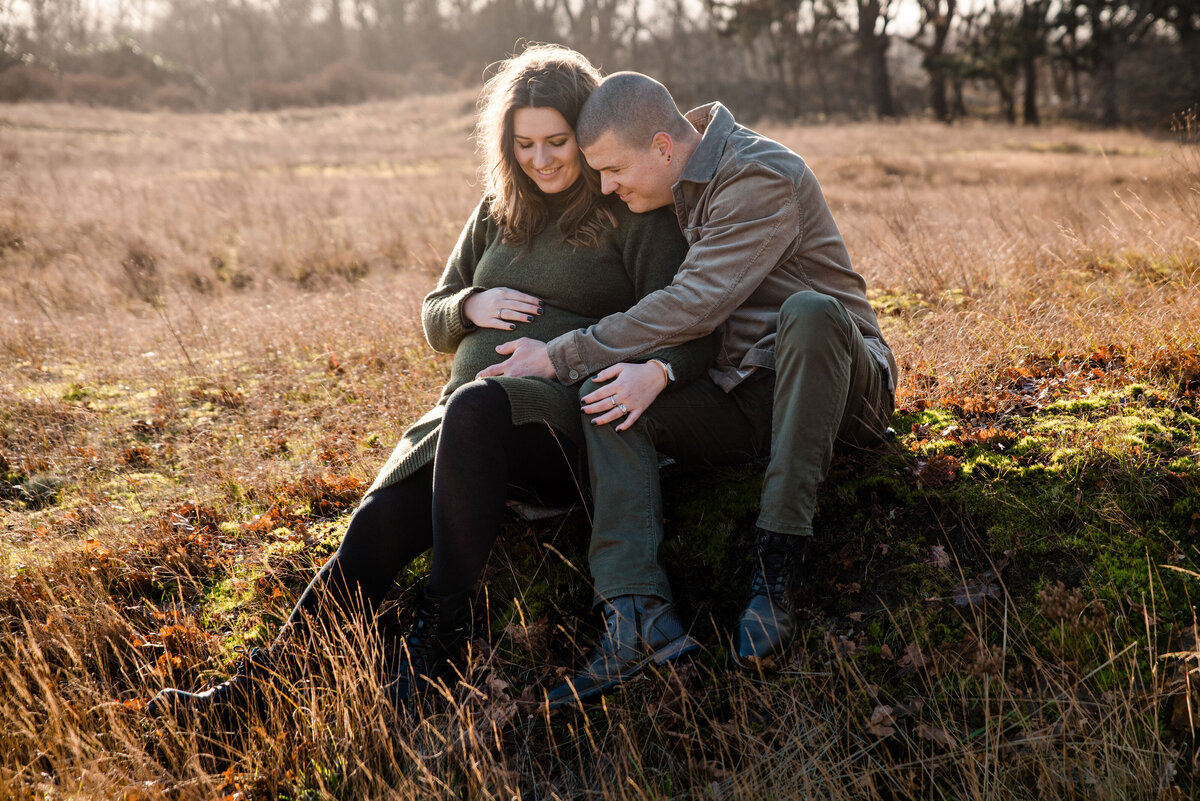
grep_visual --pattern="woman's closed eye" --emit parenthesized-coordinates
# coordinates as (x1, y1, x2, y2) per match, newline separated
(516, 139, 569, 149)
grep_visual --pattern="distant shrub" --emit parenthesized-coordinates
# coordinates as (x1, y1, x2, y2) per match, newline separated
(307, 58, 374, 105)
(246, 79, 316, 111)
(0, 219, 26, 254)
(120, 241, 163, 305)
(387, 65, 457, 98)
(147, 82, 205, 112)
(0, 64, 58, 102)
(288, 252, 370, 289)
(246, 59, 453, 110)
(60, 72, 148, 108)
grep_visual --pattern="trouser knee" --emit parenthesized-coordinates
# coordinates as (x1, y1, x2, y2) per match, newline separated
(578, 377, 604, 403)
(778, 291, 849, 352)
(580, 377, 656, 440)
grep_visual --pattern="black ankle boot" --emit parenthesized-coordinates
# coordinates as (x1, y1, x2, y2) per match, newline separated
(385, 587, 471, 704)
(147, 646, 280, 731)
(734, 529, 810, 665)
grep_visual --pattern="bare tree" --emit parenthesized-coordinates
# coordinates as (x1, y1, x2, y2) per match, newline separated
(960, 1, 1020, 122)
(558, 0, 631, 69)
(1013, 0, 1052, 123)
(908, 0, 959, 121)
(850, 0, 897, 117)
(25, 0, 95, 60)
(1161, 0, 1200, 106)
(1056, 0, 1162, 124)
(326, 0, 346, 60)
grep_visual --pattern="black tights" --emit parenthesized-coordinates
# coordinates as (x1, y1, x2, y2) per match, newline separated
(282, 380, 580, 639)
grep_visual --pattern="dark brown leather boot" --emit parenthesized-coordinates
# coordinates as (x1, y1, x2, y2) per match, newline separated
(545, 594, 699, 710)
(735, 529, 810, 665)
(147, 646, 281, 731)
(384, 587, 471, 705)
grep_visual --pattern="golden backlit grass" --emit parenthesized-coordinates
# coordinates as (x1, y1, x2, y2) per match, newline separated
(0, 95, 1197, 798)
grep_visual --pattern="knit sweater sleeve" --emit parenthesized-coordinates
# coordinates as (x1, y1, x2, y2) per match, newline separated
(617, 206, 714, 385)
(422, 200, 495, 354)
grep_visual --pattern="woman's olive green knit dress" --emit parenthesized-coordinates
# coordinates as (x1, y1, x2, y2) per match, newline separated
(366, 195, 707, 496)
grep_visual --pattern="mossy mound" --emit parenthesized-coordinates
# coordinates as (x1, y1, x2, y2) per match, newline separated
(443, 368, 1200, 798)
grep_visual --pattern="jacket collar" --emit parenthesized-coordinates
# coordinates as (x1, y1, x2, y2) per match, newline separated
(679, 102, 735, 185)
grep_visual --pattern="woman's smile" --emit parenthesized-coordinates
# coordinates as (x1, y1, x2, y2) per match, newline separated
(512, 107, 582, 194)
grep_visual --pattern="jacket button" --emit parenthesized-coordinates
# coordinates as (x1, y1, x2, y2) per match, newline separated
(569, 370, 579, 380)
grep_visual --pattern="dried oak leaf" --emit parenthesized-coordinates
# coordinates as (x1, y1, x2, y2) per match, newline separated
(912, 453, 961, 487)
(916, 722, 955, 747)
(832, 634, 865, 660)
(867, 705, 896, 738)
(953, 574, 1001, 607)
(897, 642, 929, 675)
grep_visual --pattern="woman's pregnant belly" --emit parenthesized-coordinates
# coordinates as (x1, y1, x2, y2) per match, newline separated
(446, 307, 596, 392)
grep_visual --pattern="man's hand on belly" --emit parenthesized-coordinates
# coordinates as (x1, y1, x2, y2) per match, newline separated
(475, 338, 555, 380)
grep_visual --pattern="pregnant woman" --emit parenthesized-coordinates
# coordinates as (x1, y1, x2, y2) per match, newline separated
(148, 44, 706, 730)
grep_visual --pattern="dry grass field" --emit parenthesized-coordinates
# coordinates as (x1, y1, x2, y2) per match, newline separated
(0, 94, 1198, 799)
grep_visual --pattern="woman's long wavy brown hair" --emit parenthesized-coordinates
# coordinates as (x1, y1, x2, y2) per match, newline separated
(476, 44, 617, 248)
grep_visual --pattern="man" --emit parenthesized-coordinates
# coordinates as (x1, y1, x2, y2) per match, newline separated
(479, 72, 896, 706)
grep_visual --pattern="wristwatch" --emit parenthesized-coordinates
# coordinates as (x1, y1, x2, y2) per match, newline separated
(650, 358, 676, 384)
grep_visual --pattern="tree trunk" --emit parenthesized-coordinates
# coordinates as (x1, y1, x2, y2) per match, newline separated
(1021, 54, 1039, 125)
(327, 0, 345, 59)
(996, 77, 1015, 123)
(1179, 24, 1200, 107)
(869, 45, 895, 116)
(951, 75, 967, 118)
(929, 62, 949, 121)
(1095, 54, 1120, 126)
(858, 0, 895, 117)
(811, 45, 832, 115)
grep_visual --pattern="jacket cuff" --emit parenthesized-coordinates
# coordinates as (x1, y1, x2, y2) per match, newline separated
(548, 332, 588, 385)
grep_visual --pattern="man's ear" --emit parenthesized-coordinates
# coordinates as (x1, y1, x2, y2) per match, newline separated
(651, 131, 674, 162)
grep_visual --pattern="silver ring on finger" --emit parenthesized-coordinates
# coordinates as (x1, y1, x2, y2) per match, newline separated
(618, 403, 629, 414)
(499, 308, 508, 319)
(609, 396, 618, 409)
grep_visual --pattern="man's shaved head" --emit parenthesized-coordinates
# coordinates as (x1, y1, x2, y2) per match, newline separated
(576, 72, 692, 150)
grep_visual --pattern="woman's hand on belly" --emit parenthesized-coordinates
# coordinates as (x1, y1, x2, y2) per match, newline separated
(465, 287, 543, 330)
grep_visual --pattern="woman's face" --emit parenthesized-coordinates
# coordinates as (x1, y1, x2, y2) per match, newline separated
(512, 107, 582, 195)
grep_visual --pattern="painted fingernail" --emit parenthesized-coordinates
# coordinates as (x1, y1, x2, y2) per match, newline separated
(508, 324, 516, 330)
(525, 316, 534, 323)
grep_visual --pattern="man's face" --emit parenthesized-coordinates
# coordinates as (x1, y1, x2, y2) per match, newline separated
(582, 131, 675, 213)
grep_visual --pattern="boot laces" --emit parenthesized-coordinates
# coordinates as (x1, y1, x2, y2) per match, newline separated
(230, 646, 270, 678)
(407, 601, 444, 662)
(750, 536, 794, 597)
(595, 601, 629, 650)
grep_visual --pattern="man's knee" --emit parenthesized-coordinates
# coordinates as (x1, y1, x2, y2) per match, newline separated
(579, 376, 661, 441)
(778, 291, 851, 350)
(578, 377, 605, 403)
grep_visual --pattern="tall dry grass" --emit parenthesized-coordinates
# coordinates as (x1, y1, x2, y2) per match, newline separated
(2, 99, 1195, 390)
(0, 96, 1197, 798)
(0, 556, 1185, 798)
